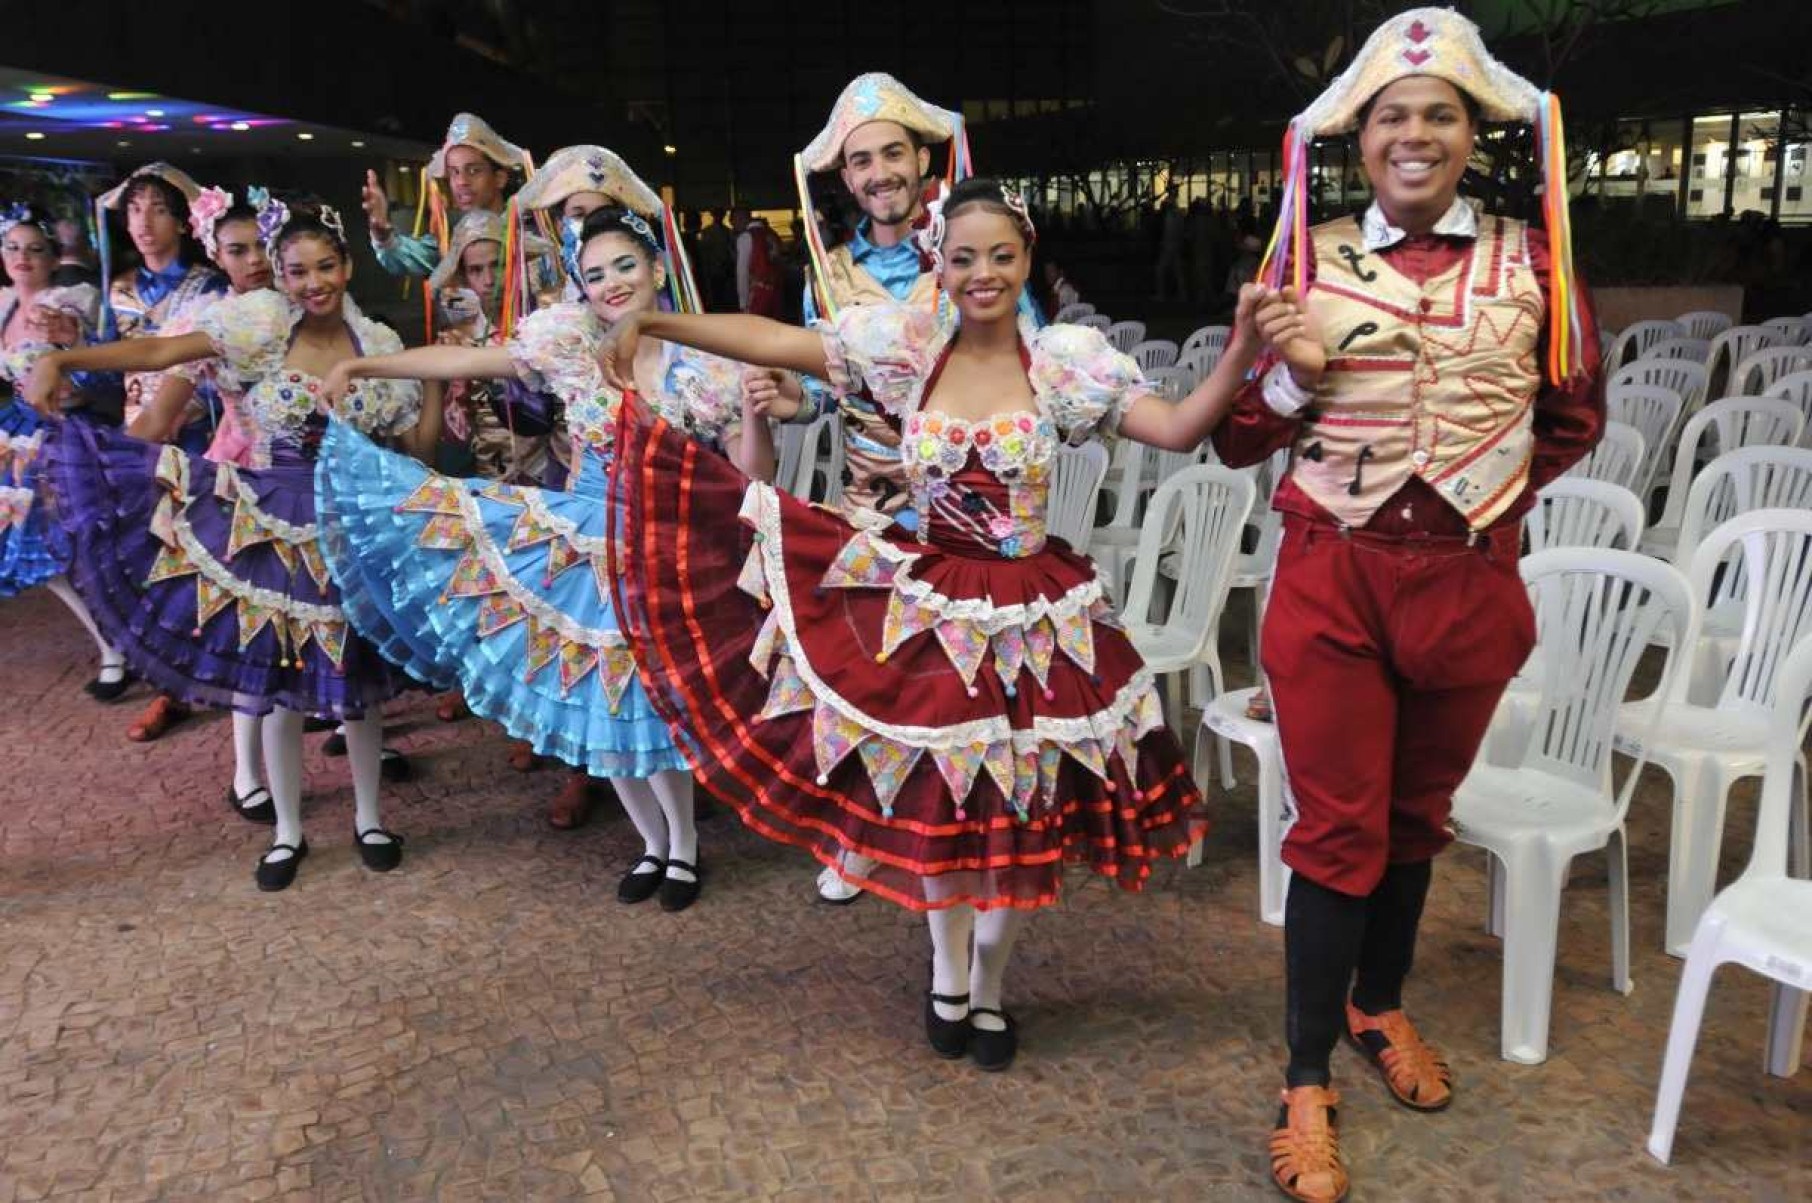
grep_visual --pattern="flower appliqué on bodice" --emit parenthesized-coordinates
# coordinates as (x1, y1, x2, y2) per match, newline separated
(903, 409, 1057, 558)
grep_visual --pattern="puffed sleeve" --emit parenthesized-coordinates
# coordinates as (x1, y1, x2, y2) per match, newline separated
(507, 303, 602, 402)
(813, 302, 936, 416)
(665, 347, 745, 446)
(160, 294, 222, 384)
(1028, 322, 1147, 443)
(345, 314, 423, 436)
(195, 289, 292, 387)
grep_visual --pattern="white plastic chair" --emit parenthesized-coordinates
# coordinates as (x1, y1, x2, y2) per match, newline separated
(1053, 302, 1095, 324)
(1607, 319, 1685, 369)
(1640, 399, 1807, 560)
(1566, 420, 1646, 491)
(1606, 382, 1684, 498)
(1129, 339, 1179, 372)
(1122, 464, 1256, 732)
(1613, 359, 1709, 419)
(1762, 368, 1812, 446)
(1646, 634, 1812, 1165)
(1524, 477, 1646, 554)
(1454, 549, 1693, 1064)
(1645, 337, 1711, 364)
(1484, 479, 1648, 768)
(1105, 320, 1146, 353)
(1660, 447, 1812, 707)
(1731, 345, 1812, 396)
(1074, 314, 1111, 333)
(1194, 686, 1290, 924)
(1181, 324, 1231, 360)
(1676, 310, 1733, 342)
(775, 413, 836, 501)
(1614, 509, 1812, 955)
(1705, 325, 1783, 396)
(1143, 366, 1188, 403)
(783, 411, 843, 504)
(1176, 347, 1223, 390)
(1759, 315, 1811, 346)
(1089, 438, 1152, 604)
(1046, 441, 1109, 555)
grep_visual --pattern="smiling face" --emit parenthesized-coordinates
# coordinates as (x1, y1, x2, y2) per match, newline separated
(444, 145, 508, 212)
(1358, 75, 1476, 233)
(839, 120, 929, 229)
(277, 231, 350, 319)
(213, 216, 272, 294)
(125, 182, 183, 263)
(939, 206, 1028, 326)
(1, 222, 55, 291)
(578, 228, 663, 325)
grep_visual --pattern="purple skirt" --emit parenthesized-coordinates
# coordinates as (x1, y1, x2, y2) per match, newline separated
(45, 417, 404, 718)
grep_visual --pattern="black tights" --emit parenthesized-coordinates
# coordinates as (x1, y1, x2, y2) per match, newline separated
(1283, 859, 1433, 1088)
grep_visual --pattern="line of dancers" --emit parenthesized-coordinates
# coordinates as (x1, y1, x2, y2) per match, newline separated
(3, 12, 1605, 1200)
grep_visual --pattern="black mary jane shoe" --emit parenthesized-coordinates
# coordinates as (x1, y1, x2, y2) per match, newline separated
(967, 1008, 1018, 1072)
(320, 729, 347, 756)
(617, 854, 667, 904)
(301, 715, 335, 733)
(379, 747, 413, 783)
(925, 992, 973, 1060)
(84, 669, 134, 703)
(657, 857, 703, 913)
(227, 785, 276, 826)
(255, 840, 309, 892)
(354, 827, 405, 872)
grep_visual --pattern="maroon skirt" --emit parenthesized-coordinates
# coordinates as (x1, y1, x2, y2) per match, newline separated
(607, 401, 1203, 910)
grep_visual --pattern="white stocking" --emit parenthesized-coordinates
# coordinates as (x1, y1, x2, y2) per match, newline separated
(927, 903, 976, 1021)
(230, 697, 264, 799)
(339, 716, 388, 840)
(262, 707, 304, 857)
(45, 576, 124, 678)
(970, 909, 1028, 1030)
(612, 775, 668, 875)
(648, 769, 697, 880)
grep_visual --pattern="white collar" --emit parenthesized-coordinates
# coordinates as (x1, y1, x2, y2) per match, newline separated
(1360, 198, 1478, 252)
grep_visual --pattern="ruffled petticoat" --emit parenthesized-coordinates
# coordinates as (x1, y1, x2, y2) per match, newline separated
(608, 404, 1204, 911)
(0, 398, 67, 597)
(44, 418, 404, 717)
(314, 418, 685, 778)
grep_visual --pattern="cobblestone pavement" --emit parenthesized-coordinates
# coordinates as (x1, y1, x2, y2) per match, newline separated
(2, 588, 1807, 1202)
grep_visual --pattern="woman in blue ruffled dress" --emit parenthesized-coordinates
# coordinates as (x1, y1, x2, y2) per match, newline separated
(27, 202, 430, 891)
(317, 196, 773, 913)
(0, 202, 128, 694)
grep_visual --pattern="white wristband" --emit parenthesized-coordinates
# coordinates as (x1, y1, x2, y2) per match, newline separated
(1261, 362, 1314, 416)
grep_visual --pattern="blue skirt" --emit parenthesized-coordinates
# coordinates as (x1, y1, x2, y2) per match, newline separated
(0, 398, 67, 597)
(315, 419, 685, 778)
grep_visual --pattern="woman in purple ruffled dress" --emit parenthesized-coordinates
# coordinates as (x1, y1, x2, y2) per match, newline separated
(27, 201, 436, 892)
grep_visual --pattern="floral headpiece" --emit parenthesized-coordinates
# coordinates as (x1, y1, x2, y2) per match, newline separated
(913, 184, 1037, 275)
(193, 185, 297, 260)
(0, 201, 55, 244)
(559, 209, 663, 287)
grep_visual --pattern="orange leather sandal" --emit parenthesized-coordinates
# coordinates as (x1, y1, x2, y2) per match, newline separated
(1345, 1002, 1453, 1111)
(1270, 1085, 1349, 1203)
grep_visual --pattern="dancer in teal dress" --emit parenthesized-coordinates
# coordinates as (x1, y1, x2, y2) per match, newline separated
(318, 183, 773, 912)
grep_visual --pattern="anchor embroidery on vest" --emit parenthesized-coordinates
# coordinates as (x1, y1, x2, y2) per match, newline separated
(1346, 445, 1375, 496)
(1337, 321, 1380, 352)
(1336, 244, 1377, 282)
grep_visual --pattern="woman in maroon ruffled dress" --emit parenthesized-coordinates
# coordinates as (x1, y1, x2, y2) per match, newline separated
(603, 177, 1265, 1070)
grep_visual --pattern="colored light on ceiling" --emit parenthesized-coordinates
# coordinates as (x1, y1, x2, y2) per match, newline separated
(25, 132, 45, 140)
(230, 121, 250, 131)
(107, 91, 158, 100)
